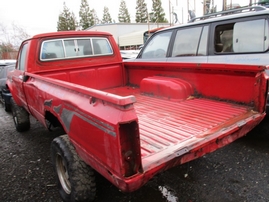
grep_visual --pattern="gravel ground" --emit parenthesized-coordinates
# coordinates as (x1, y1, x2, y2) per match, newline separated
(0, 103, 269, 202)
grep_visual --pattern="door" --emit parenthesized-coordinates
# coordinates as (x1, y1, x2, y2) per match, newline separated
(11, 43, 28, 109)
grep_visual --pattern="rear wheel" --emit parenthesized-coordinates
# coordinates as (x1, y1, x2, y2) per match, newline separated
(10, 97, 30, 132)
(51, 135, 96, 202)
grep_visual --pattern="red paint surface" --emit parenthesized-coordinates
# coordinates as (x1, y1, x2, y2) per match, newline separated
(140, 76, 193, 101)
(7, 31, 269, 193)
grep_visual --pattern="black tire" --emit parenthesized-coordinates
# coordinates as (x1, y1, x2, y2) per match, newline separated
(2, 88, 11, 112)
(51, 135, 96, 202)
(4, 102, 11, 112)
(10, 97, 30, 132)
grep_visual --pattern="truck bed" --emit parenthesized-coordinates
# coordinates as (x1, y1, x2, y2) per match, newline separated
(105, 86, 257, 171)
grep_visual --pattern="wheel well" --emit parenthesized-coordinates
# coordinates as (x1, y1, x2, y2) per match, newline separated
(45, 111, 62, 128)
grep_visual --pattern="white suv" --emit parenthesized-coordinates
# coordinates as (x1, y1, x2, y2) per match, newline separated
(137, 6, 269, 65)
(134, 6, 269, 106)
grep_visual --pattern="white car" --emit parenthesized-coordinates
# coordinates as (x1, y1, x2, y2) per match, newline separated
(120, 50, 140, 60)
(0, 60, 16, 111)
(0, 60, 16, 88)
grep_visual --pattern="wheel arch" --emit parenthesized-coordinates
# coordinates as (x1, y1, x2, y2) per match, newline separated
(44, 110, 66, 133)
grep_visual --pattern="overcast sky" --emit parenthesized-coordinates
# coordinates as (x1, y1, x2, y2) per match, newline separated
(0, 0, 250, 38)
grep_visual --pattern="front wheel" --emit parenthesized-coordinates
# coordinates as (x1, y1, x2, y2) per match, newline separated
(10, 97, 30, 132)
(51, 135, 96, 202)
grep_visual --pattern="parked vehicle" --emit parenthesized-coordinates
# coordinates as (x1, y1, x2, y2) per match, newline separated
(5, 30, 268, 202)
(137, 5, 269, 106)
(0, 60, 16, 89)
(120, 50, 140, 59)
(0, 60, 16, 111)
(0, 59, 16, 66)
(138, 6, 269, 65)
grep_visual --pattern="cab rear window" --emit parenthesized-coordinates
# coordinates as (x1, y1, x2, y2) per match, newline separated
(40, 37, 113, 61)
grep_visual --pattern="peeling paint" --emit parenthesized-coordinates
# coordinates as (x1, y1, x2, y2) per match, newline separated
(44, 99, 52, 107)
(61, 108, 116, 137)
(60, 108, 74, 132)
(53, 104, 61, 114)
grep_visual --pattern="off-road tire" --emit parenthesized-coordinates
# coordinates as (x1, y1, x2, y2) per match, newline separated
(10, 97, 30, 132)
(51, 135, 96, 202)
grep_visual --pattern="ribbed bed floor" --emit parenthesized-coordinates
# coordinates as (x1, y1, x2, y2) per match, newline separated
(105, 87, 252, 162)
(134, 94, 249, 158)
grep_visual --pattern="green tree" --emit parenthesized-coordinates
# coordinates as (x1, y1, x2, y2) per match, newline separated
(118, 0, 130, 23)
(79, 0, 94, 30)
(102, 6, 113, 24)
(70, 12, 78, 30)
(91, 9, 100, 25)
(150, 0, 168, 23)
(135, 0, 148, 23)
(57, 2, 77, 31)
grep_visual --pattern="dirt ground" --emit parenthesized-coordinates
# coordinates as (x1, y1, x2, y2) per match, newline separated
(0, 103, 269, 202)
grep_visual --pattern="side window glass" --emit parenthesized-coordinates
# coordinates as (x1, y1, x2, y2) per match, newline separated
(18, 43, 28, 71)
(41, 40, 64, 59)
(172, 27, 202, 57)
(214, 24, 234, 53)
(197, 26, 209, 55)
(141, 31, 172, 59)
(77, 39, 92, 56)
(64, 40, 77, 57)
(92, 39, 113, 55)
(233, 19, 268, 52)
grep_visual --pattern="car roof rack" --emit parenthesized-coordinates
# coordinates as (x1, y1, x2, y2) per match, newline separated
(189, 5, 267, 23)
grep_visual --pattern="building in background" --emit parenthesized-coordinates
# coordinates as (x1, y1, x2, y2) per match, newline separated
(86, 23, 170, 50)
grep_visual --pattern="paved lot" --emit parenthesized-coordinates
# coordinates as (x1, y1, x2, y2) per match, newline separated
(0, 103, 269, 202)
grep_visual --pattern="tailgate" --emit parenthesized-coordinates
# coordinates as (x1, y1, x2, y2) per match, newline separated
(135, 95, 263, 171)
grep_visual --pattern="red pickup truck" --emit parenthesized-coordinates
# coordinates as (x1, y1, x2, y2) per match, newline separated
(5, 31, 268, 201)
